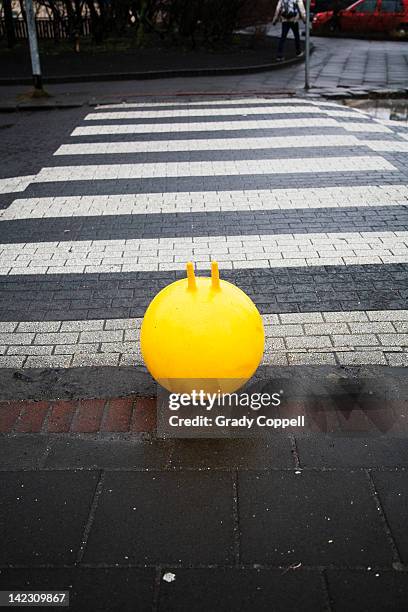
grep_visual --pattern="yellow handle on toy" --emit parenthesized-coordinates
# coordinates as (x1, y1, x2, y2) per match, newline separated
(211, 261, 220, 291)
(186, 261, 197, 291)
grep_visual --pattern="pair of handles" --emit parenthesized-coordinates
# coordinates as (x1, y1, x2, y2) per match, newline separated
(186, 261, 220, 291)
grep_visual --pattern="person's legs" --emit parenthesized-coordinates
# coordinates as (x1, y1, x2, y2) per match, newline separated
(290, 22, 301, 55)
(277, 22, 290, 58)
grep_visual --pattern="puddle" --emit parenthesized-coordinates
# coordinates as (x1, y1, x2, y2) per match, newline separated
(344, 98, 408, 124)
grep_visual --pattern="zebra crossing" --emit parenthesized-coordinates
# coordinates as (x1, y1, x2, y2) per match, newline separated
(0, 96, 408, 370)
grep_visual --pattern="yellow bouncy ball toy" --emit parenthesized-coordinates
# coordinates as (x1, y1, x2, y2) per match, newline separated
(140, 261, 265, 393)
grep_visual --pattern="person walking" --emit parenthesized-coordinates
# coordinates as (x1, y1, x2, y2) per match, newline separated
(273, 0, 306, 61)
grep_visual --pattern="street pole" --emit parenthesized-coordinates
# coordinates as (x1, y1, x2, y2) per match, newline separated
(305, 0, 311, 90)
(25, 0, 43, 90)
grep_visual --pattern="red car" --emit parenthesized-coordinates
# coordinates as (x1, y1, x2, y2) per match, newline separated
(312, 0, 408, 37)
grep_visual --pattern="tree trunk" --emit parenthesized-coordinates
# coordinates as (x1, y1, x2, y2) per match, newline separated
(87, 0, 103, 43)
(3, 0, 16, 48)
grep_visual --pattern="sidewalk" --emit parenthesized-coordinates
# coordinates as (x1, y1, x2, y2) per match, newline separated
(0, 34, 302, 85)
(1, 405, 408, 611)
(0, 35, 407, 109)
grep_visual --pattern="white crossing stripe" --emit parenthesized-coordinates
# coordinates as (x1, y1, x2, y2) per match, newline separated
(362, 140, 408, 153)
(71, 117, 340, 135)
(85, 106, 327, 120)
(336, 122, 392, 133)
(1, 310, 407, 368)
(323, 110, 368, 118)
(0, 175, 35, 195)
(3, 184, 408, 221)
(33, 156, 395, 183)
(1, 231, 407, 275)
(54, 134, 363, 156)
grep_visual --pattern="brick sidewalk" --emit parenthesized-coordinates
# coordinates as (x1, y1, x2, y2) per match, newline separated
(1, 427, 408, 611)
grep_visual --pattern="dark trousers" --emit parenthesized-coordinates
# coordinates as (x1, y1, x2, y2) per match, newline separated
(277, 22, 301, 57)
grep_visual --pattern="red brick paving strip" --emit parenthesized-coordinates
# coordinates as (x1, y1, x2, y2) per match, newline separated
(71, 399, 106, 433)
(47, 400, 78, 433)
(131, 398, 157, 432)
(0, 402, 23, 432)
(0, 398, 403, 434)
(0, 397, 156, 433)
(15, 401, 49, 433)
(101, 397, 134, 432)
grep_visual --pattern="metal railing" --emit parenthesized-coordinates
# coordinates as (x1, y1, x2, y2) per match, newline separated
(0, 18, 92, 40)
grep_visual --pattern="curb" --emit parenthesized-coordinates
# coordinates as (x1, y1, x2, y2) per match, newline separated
(0, 364, 406, 401)
(0, 84, 406, 113)
(0, 101, 85, 111)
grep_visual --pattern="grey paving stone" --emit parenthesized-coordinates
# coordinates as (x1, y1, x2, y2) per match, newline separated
(0, 568, 155, 612)
(24, 355, 73, 368)
(6, 345, 53, 355)
(387, 353, 408, 366)
(0, 333, 34, 345)
(0, 322, 17, 332)
(34, 332, 78, 345)
(84, 471, 234, 565)
(323, 312, 368, 322)
(16, 321, 61, 333)
(1, 263, 408, 322)
(296, 436, 408, 467)
(337, 351, 387, 365)
(332, 334, 379, 347)
(279, 312, 324, 324)
(0, 471, 99, 565)
(0, 356, 25, 367)
(23, 171, 408, 200)
(304, 322, 349, 335)
(44, 438, 171, 469)
(158, 568, 325, 612)
(0, 435, 48, 468)
(287, 352, 337, 365)
(1, 204, 407, 243)
(327, 570, 408, 612)
(372, 470, 408, 564)
(71, 353, 120, 366)
(167, 438, 295, 469)
(79, 330, 123, 343)
(286, 335, 332, 349)
(238, 470, 393, 566)
(60, 320, 105, 331)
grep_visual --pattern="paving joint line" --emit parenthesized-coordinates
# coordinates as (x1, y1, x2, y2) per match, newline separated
(10, 404, 25, 434)
(0, 561, 407, 571)
(99, 399, 112, 432)
(151, 566, 163, 612)
(365, 469, 403, 567)
(1, 465, 408, 472)
(76, 469, 105, 565)
(320, 569, 334, 612)
(232, 469, 241, 566)
(40, 403, 53, 435)
(290, 434, 301, 468)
